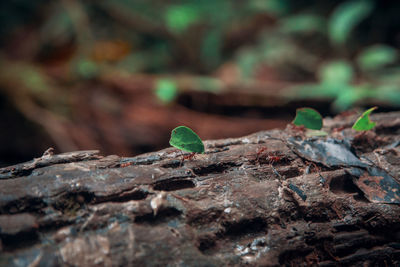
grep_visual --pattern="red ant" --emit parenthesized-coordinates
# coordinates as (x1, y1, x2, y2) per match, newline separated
(332, 126, 346, 133)
(267, 154, 283, 164)
(180, 152, 197, 165)
(304, 161, 321, 174)
(255, 147, 285, 164)
(255, 147, 286, 179)
(182, 152, 196, 161)
(120, 162, 133, 168)
(337, 110, 357, 117)
(169, 149, 198, 166)
(289, 124, 306, 135)
(290, 124, 305, 131)
(256, 147, 268, 162)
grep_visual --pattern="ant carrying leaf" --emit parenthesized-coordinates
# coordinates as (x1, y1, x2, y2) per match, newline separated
(255, 147, 286, 165)
(352, 106, 377, 131)
(292, 107, 323, 130)
(169, 126, 204, 164)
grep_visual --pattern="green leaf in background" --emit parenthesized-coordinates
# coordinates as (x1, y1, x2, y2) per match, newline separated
(0, 62, 50, 94)
(169, 126, 205, 153)
(357, 44, 398, 71)
(22, 67, 50, 94)
(236, 48, 259, 79)
(117, 43, 170, 73)
(374, 85, 400, 107)
(155, 79, 178, 103)
(165, 5, 199, 33)
(352, 106, 377, 131)
(319, 61, 354, 85)
(280, 14, 326, 34)
(192, 77, 222, 93)
(201, 28, 222, 70)
(292, 107, 323, 130)
(40, 7, 73, 43)
(329, 0, 374, 45)
(76, 59, 99, 79)
(332, 85, 370, 111)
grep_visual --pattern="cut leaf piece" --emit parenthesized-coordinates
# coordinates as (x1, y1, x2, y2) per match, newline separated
(292, 108, 323, 130)
(305, 129, 328, 137)
(169, 126, 205, 153)
(352, 106, 377, 131)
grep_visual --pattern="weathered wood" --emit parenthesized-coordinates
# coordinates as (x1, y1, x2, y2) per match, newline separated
(1, 112, 399, 266)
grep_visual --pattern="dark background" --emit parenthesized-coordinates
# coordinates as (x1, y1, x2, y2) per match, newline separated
(1, 0, 399, 167)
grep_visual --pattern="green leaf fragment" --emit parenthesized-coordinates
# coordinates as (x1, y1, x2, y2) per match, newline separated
(352, 106, 377, 131)
(169, 126, 205, 153)
(155, 79, 178, 103)
(293, 108, 323, 130)
(305, 129, 328, 137)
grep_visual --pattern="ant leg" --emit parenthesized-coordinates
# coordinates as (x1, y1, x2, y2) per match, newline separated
(256, 147, 267, 163)
(180, 151, 185, 166)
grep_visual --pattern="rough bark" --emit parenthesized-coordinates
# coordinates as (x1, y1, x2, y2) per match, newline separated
(1, 112, 400, 267)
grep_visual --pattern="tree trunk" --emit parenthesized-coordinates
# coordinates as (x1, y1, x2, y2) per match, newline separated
(1, 111, 400, 266)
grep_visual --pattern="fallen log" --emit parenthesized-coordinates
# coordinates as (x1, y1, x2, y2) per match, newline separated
(1, 111, 399, 266)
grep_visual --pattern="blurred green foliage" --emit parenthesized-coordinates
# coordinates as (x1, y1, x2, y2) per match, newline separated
(320, 61, 354, 87)
(329, 0, 374, 46)
(155, 79, 178, 104)
(357, 45, 398, 71)
(165, 4, 200, 34)
(0, 0, 399, 113)
(279, 14, 326, 34)
(75, 59, 99, 79)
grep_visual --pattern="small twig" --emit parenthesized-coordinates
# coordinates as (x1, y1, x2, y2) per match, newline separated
(79, 213, 95, 232)
(271, 165, 283, 179)
(365, 215, 378, 223)
(331, 201, 343, 220)
(170, 193, 191, 203)
(323, 241, 339, 262)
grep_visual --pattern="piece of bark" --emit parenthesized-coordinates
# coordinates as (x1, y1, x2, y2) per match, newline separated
(0, 112, 399, 266)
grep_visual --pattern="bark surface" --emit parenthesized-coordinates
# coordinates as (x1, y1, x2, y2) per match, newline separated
(1, 112, 400, 266)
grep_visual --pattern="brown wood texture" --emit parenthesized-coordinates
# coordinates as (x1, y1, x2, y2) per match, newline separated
(1, 111, 400, 266)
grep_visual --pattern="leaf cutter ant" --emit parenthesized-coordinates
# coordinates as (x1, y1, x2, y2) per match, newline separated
(180, 152, 197, 166)
(255, 147, 285, 165)
(120, 162, 133, 168)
